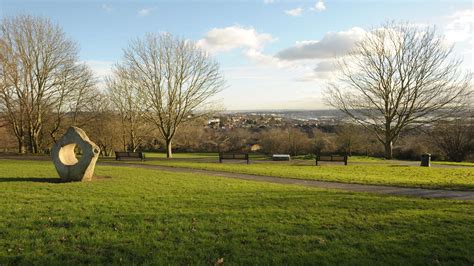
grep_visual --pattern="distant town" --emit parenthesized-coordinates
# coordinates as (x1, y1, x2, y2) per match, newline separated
(208, 110, 348, 129)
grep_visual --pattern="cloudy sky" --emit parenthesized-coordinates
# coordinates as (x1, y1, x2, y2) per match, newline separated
(1, 0, 472, 110)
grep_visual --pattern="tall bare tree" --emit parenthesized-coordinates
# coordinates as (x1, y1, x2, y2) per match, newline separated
(116, 33, 224, 158)
(0, 15, 96, 153)
(429, 114, 473, 162)
(106, 67, 146, 152)
(326, 22, 472, 159)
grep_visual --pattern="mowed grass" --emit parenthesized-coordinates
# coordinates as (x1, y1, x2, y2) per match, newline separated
(0, 160, 473, 264)
(144, 152, 218, 159)
(144, 153, 474, 166)
(143, 152, 269, 160)
(137, 159, 474, 190)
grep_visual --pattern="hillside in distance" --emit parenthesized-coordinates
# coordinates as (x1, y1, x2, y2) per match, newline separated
(224, 109, 347, 121)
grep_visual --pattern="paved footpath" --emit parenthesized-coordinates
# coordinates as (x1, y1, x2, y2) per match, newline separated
(99, 162, 474, 201)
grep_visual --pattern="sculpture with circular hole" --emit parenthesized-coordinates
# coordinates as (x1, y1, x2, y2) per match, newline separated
(51, 127, 100, 182)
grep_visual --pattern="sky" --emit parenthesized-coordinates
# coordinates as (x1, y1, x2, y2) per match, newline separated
(1, 0, 473, 110)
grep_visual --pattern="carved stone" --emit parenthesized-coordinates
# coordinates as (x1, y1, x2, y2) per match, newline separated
(51, 127, 100, 182)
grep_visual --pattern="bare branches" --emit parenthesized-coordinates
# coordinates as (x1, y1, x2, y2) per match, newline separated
(0, 15, 96, 153)
(326, 22, 472, 159)
(113, 33, 224, 158)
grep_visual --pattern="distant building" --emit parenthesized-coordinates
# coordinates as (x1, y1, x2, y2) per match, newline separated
(208, 118, 220, 124)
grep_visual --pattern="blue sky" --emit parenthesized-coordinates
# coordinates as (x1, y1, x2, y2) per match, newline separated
(1, 0, 473, 110)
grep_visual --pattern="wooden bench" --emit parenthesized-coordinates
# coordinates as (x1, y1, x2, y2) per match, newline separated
(316, 155, 347, 165)
(219, 153, 249, 164)
(272, 154, 291, 161)
(115, 151, 146, 161)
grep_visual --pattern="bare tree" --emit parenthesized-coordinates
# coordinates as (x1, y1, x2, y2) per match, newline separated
(326, 22, 472, 159)
(286, 128, 312, 156)
(116, 33, 224, 158)
(0, 15, 96, 153)
(106, 68, 147, 152)
(260, 128, 288, 155)
(335, 124, 364, 156)
(429, 114, 473, 162)
(82, 93, 123, 157)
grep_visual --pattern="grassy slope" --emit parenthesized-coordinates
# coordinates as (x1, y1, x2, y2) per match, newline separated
(137, 160, 474, 191)
(0, 159, 473, 265)
(144, 152, 268, 160)
(144, 153, 474, 166)
(144, 152, 218, 159)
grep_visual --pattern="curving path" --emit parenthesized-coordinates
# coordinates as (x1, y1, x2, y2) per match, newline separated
(99, 162, 474, 201)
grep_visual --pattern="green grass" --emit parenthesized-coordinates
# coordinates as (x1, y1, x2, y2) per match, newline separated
(144, 152, 474, 165)
(144, 152, 218, 159)
(432, 161, 474, 167)
(0, 159, 473, 264)
(143, 152, 269, 160)
(136, 160, 474, 190)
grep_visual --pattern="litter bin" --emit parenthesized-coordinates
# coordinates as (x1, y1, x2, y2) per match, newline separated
(420, 153, 431, 167)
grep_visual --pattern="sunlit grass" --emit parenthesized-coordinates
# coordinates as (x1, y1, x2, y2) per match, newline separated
(144, 152, 218, 159)
(0, 159, 473, 264)
(137, 159, 474, 190)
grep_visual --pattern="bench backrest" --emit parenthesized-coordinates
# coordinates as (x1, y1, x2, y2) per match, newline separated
(318, 155, 332, 161)
(115, 151, 143, 158)
(219, 153, 248, 159)
(317, 155, 347, 161)
(273, 154, 290, 158)
(331, 156, 346, 161)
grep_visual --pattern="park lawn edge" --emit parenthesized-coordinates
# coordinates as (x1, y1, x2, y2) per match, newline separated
(113, 160, 474, 191)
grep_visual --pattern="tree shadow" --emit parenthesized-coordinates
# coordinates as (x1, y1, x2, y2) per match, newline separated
(0, 177, 62, 183)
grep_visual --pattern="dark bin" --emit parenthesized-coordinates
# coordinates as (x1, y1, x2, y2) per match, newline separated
(420, 153, 431, 167)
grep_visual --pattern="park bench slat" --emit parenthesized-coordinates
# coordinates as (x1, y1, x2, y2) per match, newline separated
(219, 153, 249, 164)
(115, 151, 146, 161)
(316, 155, 348, 166)
(272, 154, 291, 161)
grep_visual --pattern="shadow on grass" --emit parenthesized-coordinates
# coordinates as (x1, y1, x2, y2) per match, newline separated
(0, 177, 62, 183)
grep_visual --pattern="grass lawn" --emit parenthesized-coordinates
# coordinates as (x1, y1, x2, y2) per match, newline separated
(143, 152, 474, 165)
(432, 161, 474, 167)
(0, 159, 473, 264)
(144, 152, 218, 159)
(143, 152, 269, 160)
(135, 159, 474, 191)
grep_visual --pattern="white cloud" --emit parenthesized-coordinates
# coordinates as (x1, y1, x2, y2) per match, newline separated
(198, 26, 365, 82)
(285, 7, 303, 17)
(442, 9, 473, 71)
(296, 59, 339, 81)
(102, 4, 112, 13)
(313, 60, 337, 72)
(276, 27, 366, 60)
(263, 0, 275, 4)
(83, 60, 114, 88)
(311, 1, 326, 12)
(444, 10, 473, 44)
(197, 25, 275, 54)
(138, 7, 154, 17)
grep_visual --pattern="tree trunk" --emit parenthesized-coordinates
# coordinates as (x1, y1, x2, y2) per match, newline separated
(130, 130, 137, 152)
(33, 130, 41, 154)
(18, 139, 26, 154)
(27, 127, 40, 154)
(384, 141, 393, 160)
(166, 139, 173, 158)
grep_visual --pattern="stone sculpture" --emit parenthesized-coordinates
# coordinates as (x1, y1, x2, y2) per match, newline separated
(51, 127, 100, 182)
